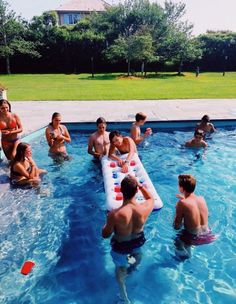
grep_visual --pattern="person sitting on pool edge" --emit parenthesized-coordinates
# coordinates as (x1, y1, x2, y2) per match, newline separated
(88, 117, 110, 160)
(185, 130, 207, 148)
(108, 130, 137, 173)
(102, 175, 154, 304)
(10, 142, 47, 187)
(45, 112, 71, 162)
(173, 174, 216, 260)
(130, 112, 152, 145)
(196, 114, 216, 135)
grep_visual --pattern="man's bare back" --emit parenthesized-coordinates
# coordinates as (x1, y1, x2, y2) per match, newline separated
(174, 193, 209, 234)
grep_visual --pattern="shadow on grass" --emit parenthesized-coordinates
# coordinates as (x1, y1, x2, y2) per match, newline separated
(145, 72, 185, 79)
(78, 74, 122, 80)
(78, 72, 185, 80)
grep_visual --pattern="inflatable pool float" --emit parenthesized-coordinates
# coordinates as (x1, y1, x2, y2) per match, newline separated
(101, 153, 163, 211)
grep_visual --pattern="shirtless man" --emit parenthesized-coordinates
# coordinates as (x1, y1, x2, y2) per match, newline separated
(173, 174, 215, 259)
(88, 117, 110, 159)
(102, 175, 154, 303)
(185, 130, 207, 148)
(108, 130, 137, 173)
(130, 112, 152, 145)
(196, 115, 216, 134)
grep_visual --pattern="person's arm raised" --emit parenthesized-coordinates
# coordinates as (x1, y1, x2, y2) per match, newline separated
(139, 183, 154, 214)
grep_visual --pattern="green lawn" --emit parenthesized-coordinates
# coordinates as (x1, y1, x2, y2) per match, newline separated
(0, 72, 236, 101)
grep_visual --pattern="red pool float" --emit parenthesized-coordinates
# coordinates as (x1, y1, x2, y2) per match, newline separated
(20, 260, 35, 275)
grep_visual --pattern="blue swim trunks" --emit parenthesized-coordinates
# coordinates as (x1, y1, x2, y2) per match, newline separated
(111, 248, 142, 268)
(110, 231, 146, 267)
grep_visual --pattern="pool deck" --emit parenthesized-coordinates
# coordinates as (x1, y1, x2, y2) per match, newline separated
(11, 99, 236, 135)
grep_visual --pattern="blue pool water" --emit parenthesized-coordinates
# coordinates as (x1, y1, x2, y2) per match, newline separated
(0, 128, 236, 304)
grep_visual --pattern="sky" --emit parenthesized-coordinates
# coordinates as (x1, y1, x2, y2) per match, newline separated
(8, 0, 236, 35)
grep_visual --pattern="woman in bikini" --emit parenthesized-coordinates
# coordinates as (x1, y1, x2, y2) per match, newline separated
(45, 112, 71, 161)
(0, 99, 23, 160)
(10, 142, 47, 186)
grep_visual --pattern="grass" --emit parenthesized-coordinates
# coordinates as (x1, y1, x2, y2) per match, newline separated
(0, 72, 235, 101)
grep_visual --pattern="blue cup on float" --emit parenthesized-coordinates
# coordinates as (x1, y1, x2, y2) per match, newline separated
(113, 172, 118, 179)
(139, 177, 145, 184)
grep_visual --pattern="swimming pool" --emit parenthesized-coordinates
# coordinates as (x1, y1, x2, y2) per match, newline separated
(0, 126, 236, 304)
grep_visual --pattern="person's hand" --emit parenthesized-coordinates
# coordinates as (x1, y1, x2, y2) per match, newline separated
(1, 129, 11, 135)
(121, 163, 128, 173)
(56, 134, 64, 141)
(176, 193, 184, 200)
(117, 159, 123, 167)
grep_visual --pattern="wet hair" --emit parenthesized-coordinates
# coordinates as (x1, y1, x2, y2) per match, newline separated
(135, 112, 147, 122)
(194, 129, 204, 137)
(0, 99, 11, 112)
(201, 115, 210, 123)
(96, 117, 106, 126)
(178, 174, 196, 193)
(11, 142, 30, 168)
(121, 175, 138, 200)
(50, 112, 61, 125)
(109, 130, 121, 143)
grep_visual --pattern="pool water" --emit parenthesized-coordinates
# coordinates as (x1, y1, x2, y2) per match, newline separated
(0, 128, 236, 304)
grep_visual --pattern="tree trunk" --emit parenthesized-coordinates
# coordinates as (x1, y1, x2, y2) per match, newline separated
(6, 56, 11, 75)
(178, 60, 183, 76)
(141, 62, 144, 75)
(127, 60, 131, 76)
(91, 56, 94, 78)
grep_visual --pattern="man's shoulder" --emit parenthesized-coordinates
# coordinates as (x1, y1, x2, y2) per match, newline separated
(89, 131, 98, 139)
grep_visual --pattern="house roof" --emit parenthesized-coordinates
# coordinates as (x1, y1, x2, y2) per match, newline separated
(55, 0, 109, 12)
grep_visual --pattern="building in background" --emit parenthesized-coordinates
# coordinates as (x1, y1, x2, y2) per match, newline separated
(55, 0, 109, 25)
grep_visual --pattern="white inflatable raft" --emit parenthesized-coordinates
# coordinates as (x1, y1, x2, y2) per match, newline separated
(101, 153, 163, 211)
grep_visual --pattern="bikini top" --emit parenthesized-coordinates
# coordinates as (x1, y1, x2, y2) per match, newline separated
(11, 160, 32, 177)
(48, 125, 65, 137)
(0, 113, 17, 130)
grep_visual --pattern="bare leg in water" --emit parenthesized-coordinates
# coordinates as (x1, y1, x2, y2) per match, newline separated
(115, 267, 131, 304)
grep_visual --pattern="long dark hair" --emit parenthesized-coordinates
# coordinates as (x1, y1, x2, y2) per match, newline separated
(0, 99, 11, 112)
(11, 143, 30, 168)
(49, 112, 61, 126)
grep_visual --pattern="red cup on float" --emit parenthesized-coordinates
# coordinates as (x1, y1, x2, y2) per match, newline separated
(20, 260, 35, 275)
(130, 160, 136, 166)
(110, 162, 116, 168)
(114, 185, 121, 193)
(116, 193, 123, 201)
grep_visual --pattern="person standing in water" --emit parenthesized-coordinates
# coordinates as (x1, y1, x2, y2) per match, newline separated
(0, 99, 23, 160)
(130, 112, 152, 145)
(88, 117, 110, 160)
(174, 174, 216, 259)
(102, 175, 154, 303)
(45, 112, 71, 162)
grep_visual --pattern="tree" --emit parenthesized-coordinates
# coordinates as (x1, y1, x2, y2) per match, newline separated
(0, 0, 40, 74)
(197, 31, 236, 73)
(106, 31, 157, 75)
